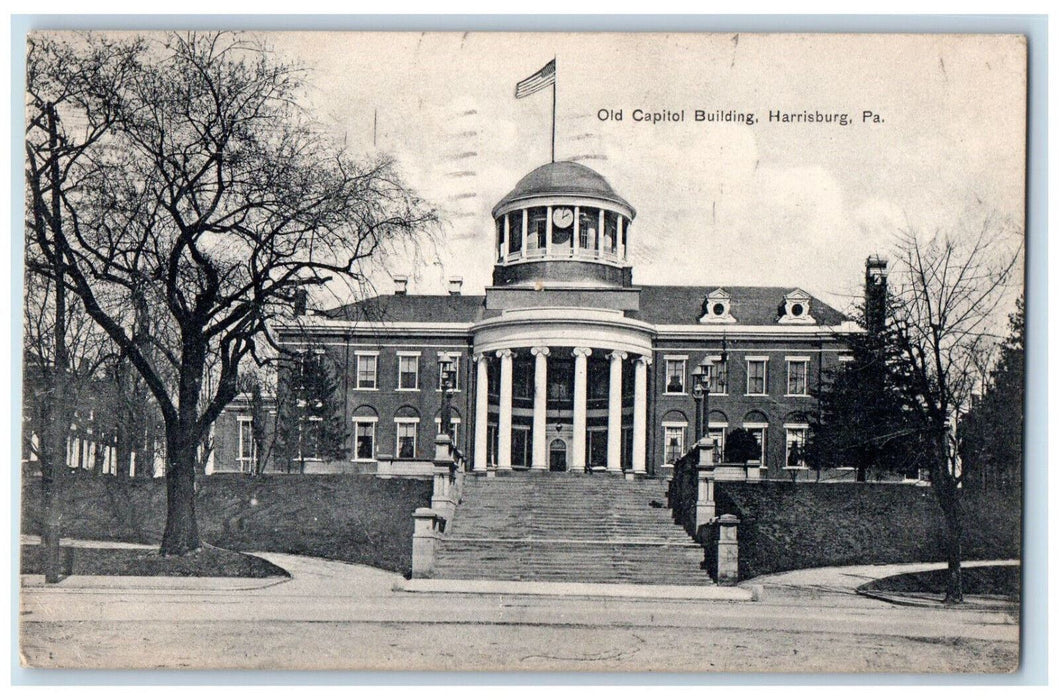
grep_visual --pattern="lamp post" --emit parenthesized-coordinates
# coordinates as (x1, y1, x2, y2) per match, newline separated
(691, 365, 708, 443)
(438, 352, 457, 439)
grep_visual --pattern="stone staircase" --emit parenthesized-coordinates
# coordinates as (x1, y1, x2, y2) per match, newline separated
(433, 473, 711, 585)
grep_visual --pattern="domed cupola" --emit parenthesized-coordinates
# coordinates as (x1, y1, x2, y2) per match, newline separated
(490, 161, 636, 288)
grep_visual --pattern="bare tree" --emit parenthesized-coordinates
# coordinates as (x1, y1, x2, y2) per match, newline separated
(887, 217, 1022, 603)
(27, 31, 435, 555)
(24, 33, 144, 581)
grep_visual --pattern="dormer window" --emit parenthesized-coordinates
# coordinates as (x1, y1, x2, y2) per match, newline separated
(779, 289, 815, 324)
(699, 288, 736, 324)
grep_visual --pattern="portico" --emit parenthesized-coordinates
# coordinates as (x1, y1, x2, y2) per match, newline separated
(470, 308, 653, 474)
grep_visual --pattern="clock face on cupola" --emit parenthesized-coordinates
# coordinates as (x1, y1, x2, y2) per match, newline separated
(551, 207, 574, 229)
(489, 161, 637, 289)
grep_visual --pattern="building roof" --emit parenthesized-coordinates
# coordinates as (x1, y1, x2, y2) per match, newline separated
(322, 294, 488, 324)
(633, 286, 849, 326)
(492, 161, 635, 217)
(320, 286, 848, 328)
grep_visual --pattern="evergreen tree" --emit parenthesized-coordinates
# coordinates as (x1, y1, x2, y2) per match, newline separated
(959, 296, 1024, 491)
(276, 353, 348, 473)
(724, 428, 761, 464)
(806, 313, 922, 482)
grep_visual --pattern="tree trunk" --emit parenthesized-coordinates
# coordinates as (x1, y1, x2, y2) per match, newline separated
(160, 429, 201, 555)
(932, 433, 964, 604)
(40, 400, 66, 583)
(40, 101, 69, 584)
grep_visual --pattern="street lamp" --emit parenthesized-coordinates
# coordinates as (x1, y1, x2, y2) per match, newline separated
(438, 352, 457, 438)
(691, 364, 708, 443)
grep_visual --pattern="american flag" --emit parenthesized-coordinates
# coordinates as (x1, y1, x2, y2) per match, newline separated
(514, 59, 556, 99)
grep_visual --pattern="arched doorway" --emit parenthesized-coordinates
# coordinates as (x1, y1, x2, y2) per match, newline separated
(549, 438, 567, 472)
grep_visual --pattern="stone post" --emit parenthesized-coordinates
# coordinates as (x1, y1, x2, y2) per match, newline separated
(715, 514, 740, 586)
(411, 507, 442, 578)
(431, 434, 458, 522)
(694, 437, 717, 535)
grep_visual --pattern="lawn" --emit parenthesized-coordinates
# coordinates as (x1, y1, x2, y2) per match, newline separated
(859, 565, 1020, 600)
(21, 472, 432, 575)
(714, 482, 1021, 579)
(20, 543, 288, 579)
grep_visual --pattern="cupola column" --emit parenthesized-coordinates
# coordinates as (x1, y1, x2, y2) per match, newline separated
(571, 347, 592, 471)
(530, 347, 550, 470)
(545, 206, 553, 256)
(473, 353, 489, 472)
(631, 354, 651, 474)
(607, 351, 627, 473)
(496, 349, 515, 471)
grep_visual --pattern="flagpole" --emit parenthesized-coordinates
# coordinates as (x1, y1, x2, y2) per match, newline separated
(551, 57, 557, 163)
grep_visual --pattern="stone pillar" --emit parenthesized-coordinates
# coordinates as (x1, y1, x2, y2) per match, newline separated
(631, 355, 650, 474)
(715, 514, 740, 586)
(473, 353, 489, 472)
(531, 346, 550, 470)
(571, 347, 592, 471)
(411, 507, 441, 578)
(496, 349, 514, 471)
(607, 351, 627, 473)
(695, 440, 717, 534)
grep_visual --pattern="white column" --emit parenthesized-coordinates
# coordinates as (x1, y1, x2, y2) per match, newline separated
(571, 347, 592, 471)
(632, 354, 650, 474)
(607, 351, 627, 473)
(617, 215, 625, 259)
(597, 209, 604, 254)
(531, 346, 550, 470)
(572, 205, 580, 256)
(497, 349, 514, 470)
(473, 353, 489, 472)
(502, 213, 509, 260)
(545, 206, 553, 256)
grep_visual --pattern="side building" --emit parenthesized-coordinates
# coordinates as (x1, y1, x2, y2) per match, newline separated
(214, 161, 869, 479)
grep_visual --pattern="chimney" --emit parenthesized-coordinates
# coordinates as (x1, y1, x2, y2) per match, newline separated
(864, 255, 889, 335)
(448, 277, 464, 296)
(293, 289, 307, 317)
(393, 275, 408, 296)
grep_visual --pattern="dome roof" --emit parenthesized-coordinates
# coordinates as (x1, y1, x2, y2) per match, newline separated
(492, 161, 635, 218)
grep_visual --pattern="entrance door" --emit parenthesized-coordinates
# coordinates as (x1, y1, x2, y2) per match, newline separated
(549, 439, 567, 472)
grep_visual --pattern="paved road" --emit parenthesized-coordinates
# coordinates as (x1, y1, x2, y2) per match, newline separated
(19, 551, 1020, 673)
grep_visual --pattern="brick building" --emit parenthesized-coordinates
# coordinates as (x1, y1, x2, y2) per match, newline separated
(214, 161, 867, 479)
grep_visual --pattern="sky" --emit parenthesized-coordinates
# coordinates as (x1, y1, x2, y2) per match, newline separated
(267, 32, 1026, 313)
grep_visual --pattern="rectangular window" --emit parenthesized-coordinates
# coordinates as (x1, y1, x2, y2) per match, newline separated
(237, 418, 254, 471)
(528, 207, 548, 253)
(746, 426, 767, 465)
(663, 424, 686, 465)
(786, 426, 808, 467)
(665, 358, 687, 394)
(437, 353, 461, 391)
(578, 207, 598, 251)
(397, 354, 419, 390)
(786, 358, 809, 396)
(588, 428, 608, 468)
(746, 358, 768, 396)
(603, 210, 619, 255)
(511, 426, 531, 467)
(356, 354, 378, 389)
(354, 420, 376, 461)
(434, 417, 461, 447)
(707, 425, 726, 462)
(706, 358, 727, 395)
(395, 420, 418, 459)
(509, 212, 523, 254)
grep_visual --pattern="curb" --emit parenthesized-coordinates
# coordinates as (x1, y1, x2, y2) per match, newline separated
(395, 577, 756, 601)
